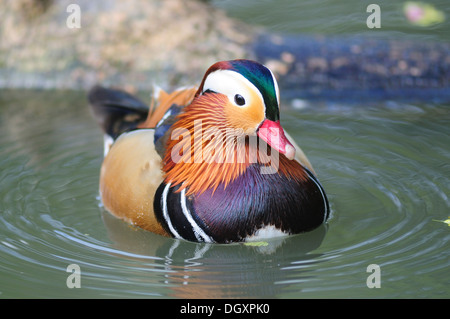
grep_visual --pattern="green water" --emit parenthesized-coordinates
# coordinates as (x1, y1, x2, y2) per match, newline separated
(1, 0, 450, 299)
(213, 0, 450, 41)
(0, 89, 448, 298)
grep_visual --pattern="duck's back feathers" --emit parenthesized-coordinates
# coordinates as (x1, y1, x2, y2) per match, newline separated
(145, 87, 198, 157)
(141, 87, 197, 129)
(89, 86, 198, 235)
(88, 85, 198, 140)
(88, 85, 149, 141)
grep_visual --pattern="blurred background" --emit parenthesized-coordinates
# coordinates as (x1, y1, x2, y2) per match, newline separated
(1, 0, 449, 99)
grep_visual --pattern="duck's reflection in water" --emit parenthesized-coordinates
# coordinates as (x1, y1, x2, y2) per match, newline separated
(102, 210, 328, 298)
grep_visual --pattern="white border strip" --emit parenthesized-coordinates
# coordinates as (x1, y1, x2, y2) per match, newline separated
(180, 188, 214, 243)
(162, 182, 182, 239)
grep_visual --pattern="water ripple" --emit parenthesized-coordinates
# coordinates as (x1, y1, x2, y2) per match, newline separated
(1, 90, 449, 297)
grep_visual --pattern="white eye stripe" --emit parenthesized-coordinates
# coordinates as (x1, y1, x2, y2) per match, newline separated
(202, 70, 265, 109)
(268, 69, 280, 105)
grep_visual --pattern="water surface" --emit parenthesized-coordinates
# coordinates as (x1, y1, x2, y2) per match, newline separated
(0, 89, 448, 298)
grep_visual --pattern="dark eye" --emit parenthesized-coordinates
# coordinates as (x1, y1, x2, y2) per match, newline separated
(234, 94, 246, 106)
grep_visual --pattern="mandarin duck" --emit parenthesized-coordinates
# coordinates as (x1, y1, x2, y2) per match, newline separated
(89, 59, 329, 243)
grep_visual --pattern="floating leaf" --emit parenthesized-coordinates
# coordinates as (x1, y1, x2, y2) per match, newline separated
(244, 241, 269, 247)
(432, 217, 450, 227)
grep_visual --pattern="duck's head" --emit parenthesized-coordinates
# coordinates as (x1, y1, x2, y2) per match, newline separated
(195, 59, 296, 160)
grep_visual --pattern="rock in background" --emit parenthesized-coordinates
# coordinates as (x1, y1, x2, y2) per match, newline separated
(1, 0, 449, 102)
(0, 0, 254, 90)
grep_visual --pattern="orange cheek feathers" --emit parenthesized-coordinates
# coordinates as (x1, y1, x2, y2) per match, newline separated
(223, 93, 265, 134)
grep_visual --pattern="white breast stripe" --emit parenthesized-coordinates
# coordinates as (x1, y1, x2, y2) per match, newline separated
(180, 188, 214, 243)
(162, 182, 182, 239)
